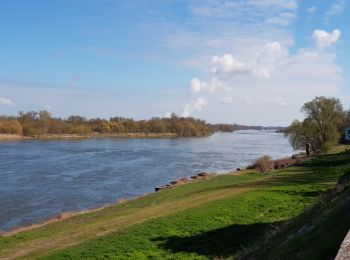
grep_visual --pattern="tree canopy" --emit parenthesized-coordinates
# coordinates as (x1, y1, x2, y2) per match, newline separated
(285, 96, 347, 152)
(0, 112, 213, 137)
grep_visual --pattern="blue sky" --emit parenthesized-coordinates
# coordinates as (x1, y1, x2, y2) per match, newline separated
(0, 0, 349, 125)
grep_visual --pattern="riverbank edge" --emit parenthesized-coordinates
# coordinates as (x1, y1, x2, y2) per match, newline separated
(0, 171, 223, 236)
(1, 147, 349, 260)
(0, 132, 195, 141)
(0, 150, 309, 236)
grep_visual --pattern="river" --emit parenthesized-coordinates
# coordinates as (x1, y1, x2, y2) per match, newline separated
(0, 130, 295, 231)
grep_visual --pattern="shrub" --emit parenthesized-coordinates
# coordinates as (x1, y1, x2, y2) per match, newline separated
(249, 155, 273, 172)
(0, 119, 23, 135)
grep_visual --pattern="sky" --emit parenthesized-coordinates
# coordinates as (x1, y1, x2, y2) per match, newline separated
(0, 0, 349, 126)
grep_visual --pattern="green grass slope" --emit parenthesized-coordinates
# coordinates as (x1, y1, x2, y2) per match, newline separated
(245, 168, 350, 259)
(1, 151, 350, 259)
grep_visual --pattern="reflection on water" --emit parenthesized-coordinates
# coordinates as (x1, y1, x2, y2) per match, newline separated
(0, 130, 294, 231)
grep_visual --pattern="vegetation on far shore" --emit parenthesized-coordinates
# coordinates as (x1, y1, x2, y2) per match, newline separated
(0, 111, 275, 139)
(0, 112, 213, 138)
(1, 148, 350, 259)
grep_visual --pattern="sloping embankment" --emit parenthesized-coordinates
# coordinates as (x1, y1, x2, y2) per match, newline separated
(1, 151, 350, 259)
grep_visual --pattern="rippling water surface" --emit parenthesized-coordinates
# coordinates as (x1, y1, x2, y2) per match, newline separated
(0, 130, 295, 231)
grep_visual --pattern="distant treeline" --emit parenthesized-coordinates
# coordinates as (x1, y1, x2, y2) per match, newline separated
(0, 111, 214, 137)
(210, 124, 266, 132)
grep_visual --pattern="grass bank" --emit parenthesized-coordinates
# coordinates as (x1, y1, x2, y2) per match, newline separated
(1, 150, 350, 259)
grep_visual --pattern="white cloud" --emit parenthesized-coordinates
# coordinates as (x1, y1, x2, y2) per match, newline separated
(326, 0, 346, 17)
(312, 29, 341, 50)
(45, 105, 52, 110)
(265, 12, 296, 26)
(221, 96, 233, 104)
(253, 41, 285, 78)
(182, 97, 207, 117)
(190, 78, 202, 93)
(211, 42, 286, 79)
(194, 97, 207, 111)
(189, 0, 298, 18)
(189, 77, 232, 94)
(306, 6, 318, 14)
(0, 96, 15, 106)
(182, 28, 342, 125)
(166, 0, 297, 69)
(247, 0, 297, 10)
(211, 54, 250, 75)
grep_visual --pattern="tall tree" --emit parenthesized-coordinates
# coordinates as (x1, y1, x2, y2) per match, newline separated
(286, 97, 346, 152)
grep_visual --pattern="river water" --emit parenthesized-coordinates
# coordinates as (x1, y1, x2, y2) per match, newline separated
(0, 130, 295, 231)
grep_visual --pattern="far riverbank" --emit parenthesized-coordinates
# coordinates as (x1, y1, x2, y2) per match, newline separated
(0, 132, 182, 141)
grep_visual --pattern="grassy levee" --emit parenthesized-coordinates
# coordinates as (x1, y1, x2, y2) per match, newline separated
(1, 151, 350, 259)
(245, 172, 350, 259)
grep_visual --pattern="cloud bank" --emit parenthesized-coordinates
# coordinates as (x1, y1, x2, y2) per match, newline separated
(0, 97, 15, 106)
(182, 28, 342, 125)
